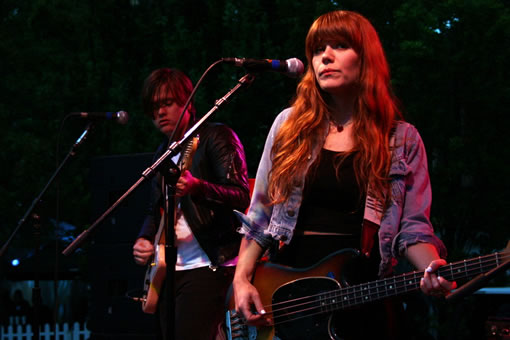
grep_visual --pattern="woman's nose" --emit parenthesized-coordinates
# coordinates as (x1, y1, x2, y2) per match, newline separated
(321, 45, 334, 62)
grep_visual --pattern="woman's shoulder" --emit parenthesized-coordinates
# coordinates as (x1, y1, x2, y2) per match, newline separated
(394, 120, 417, 133)
(266, 107, 294, 135)
(272, 107, 293, 131)
(393, 120, 422, 142)
(274, 107, 294, 123)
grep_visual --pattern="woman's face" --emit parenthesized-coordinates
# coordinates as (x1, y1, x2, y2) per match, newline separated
(312, 42, 361, 96)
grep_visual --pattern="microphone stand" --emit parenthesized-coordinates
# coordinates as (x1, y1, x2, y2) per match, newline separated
(0, 122, 94, 340)
(62, 73, 256, 339)
(160, 160, 180, 340)
(446, 257, 510, 303)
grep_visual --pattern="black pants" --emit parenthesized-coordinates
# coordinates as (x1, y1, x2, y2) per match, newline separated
(157, 266, 235, 340)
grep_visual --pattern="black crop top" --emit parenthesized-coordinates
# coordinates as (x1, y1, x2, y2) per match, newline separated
(273, 149, 366, 268)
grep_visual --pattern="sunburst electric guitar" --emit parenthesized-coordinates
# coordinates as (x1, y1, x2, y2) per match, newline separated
(141, 136, 199, 314)
(225, 244, 510, 340)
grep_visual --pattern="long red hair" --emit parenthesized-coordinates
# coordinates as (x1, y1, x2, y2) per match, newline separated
(268, 10, 402, 206)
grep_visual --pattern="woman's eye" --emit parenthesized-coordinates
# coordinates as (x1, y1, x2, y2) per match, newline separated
(313, 46, 326, 55)
(333, 43, 347, 49)
(313, 43, 347, 55)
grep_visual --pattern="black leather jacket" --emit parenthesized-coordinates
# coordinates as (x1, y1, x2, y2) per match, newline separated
(139, 122, 250, 266)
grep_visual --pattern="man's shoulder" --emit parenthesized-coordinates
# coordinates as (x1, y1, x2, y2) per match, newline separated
(203, 121, 230, 130)
(201, 122, 237, 139)
(152, 137, 169, 158)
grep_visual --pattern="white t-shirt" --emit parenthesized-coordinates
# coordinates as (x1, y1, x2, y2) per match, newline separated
(170, 153, 237, 270)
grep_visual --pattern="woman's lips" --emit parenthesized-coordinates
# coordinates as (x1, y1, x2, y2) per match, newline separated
(320, 69, 339, 76)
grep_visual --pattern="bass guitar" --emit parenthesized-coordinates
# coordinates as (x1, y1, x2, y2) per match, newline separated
(141, 136, 199, 314)
(225, 244, 509, 340)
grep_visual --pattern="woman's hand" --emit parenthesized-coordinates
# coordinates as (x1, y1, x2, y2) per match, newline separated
(232, 277, 271, 326)
(420, 259, 457, 297)
(406, 243, 457, 297)
(233, 238, 272, 326)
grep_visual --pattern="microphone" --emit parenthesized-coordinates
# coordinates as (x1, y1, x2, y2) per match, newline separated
(73, 111, 129, 125)
(222, 57, 305, 78)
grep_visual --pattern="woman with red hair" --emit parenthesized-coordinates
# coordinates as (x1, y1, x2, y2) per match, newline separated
(232, 10, 455, 339)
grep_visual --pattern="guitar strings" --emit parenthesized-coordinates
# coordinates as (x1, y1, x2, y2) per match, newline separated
(260, 252, 510, 326)
(268, 253, 510, 326)
(266, 252, 510, 313)
(269, 252, 510, 316)
(227, 253, 510, 329)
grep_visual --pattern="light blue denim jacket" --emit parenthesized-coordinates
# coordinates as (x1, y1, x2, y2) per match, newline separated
(237, 108, 446, 277)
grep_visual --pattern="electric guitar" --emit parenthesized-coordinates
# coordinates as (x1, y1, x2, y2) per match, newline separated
(141, 136, 199, 314)
(225, 245, 510, 340)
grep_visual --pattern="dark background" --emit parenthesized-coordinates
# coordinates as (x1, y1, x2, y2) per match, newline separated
(0, 0, 508, 339)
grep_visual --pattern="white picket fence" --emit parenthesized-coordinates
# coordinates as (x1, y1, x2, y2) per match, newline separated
(0, 322, 90, 340)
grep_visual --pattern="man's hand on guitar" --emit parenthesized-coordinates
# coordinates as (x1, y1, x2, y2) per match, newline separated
(176, 170, 200, 197)
(420, 259, 457, 297)
(133, 237, 154, 265)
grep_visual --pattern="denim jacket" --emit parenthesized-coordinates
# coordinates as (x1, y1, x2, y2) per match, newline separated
(237, 108, 446, 277)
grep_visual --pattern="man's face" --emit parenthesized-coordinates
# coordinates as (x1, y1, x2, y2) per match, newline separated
(151, 84, 190, 138)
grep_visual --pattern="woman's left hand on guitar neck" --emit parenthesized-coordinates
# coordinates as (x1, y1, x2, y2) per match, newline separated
(407, 243, 458, 297)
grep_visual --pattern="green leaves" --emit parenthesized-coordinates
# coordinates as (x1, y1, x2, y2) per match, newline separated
(1, 0, 508, 273)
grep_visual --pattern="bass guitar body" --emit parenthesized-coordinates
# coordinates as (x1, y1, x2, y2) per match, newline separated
(225, 244, 510, 340)
(226, 249, 358, 340)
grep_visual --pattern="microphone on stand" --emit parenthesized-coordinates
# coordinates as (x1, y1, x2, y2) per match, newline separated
(222, 57, 305, 78)
(72, 111, 129, 125)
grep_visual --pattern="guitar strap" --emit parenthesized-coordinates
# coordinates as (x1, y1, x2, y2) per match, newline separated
(360, 124, 398, 258)
(360, 219, 379, 258)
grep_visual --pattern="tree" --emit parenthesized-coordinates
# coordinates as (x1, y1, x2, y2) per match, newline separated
(0, 0, 508, 334)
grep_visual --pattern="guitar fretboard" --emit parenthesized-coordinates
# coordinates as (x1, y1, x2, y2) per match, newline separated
(318, 251, 509, 313)
(267, 251, 509, 327)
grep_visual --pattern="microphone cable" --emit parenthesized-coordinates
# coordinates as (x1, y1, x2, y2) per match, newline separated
(168, 59, 224, 143)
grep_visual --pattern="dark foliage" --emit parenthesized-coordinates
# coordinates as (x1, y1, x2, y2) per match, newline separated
(0, 0, 508, 337)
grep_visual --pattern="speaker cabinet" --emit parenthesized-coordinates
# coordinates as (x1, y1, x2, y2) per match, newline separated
(87, 153, 158, 339)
